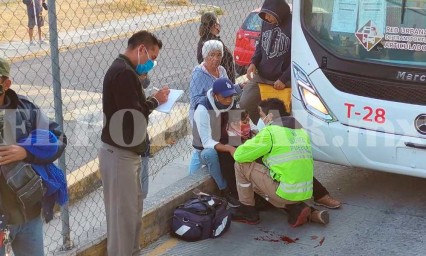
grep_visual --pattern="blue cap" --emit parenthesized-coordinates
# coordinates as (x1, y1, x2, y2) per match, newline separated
(212, 78, 237, 97)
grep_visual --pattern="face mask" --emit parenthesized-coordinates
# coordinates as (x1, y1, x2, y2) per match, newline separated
(256, 114, 272, 131)
(256, 118, 266, 131)
(136, 46, 155, 75)
(214, 96, 231, 109)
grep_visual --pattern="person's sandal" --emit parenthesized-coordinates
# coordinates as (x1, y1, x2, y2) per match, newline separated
(314, 194, 342, 209)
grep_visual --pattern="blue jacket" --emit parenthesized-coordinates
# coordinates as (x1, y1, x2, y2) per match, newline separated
(0, 89, 67, 225)
(189, 64, 228, 123)
(251, 0, 292, 83)
(18, 129, 68, 223)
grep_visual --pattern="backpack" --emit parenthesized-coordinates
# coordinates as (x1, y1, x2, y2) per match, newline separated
(171, 195, 231, 241)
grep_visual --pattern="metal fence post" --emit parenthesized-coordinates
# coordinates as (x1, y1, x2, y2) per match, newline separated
(47, 0, 73, 250)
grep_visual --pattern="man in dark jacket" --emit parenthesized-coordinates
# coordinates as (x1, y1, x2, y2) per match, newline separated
(99, 30, 169, 256)
(239, 0, 292, 123)
(0, 58, 67, 256)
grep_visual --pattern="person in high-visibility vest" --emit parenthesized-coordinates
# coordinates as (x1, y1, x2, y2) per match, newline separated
(229, 98, 340, 227)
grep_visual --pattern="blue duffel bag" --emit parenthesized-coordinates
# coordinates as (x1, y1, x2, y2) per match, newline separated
(171, 194, 231, 241)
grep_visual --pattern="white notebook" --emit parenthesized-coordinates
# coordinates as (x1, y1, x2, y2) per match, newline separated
(154, 89, 184, 114)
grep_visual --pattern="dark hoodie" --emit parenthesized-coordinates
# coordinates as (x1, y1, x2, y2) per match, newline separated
(251, 0, 292, 84)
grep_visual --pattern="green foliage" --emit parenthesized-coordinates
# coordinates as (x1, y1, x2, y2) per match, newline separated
(199, 6, 223, 16)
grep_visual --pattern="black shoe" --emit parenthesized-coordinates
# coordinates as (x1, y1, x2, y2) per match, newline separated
(220, 188, 241, 208)
(225, 193, 241, 208)
(285, 202, 311, 228)
(231, 204, 260, 225)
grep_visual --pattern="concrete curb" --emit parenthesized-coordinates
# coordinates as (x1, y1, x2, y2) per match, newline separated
(73, 169, 218, 255)
(7, 16, 200, 63)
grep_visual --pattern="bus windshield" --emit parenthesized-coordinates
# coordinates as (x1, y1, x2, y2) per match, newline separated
(303, 0, 426, 68)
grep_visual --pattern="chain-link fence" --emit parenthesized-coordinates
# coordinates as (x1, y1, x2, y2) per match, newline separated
(0, 0, 276, 254)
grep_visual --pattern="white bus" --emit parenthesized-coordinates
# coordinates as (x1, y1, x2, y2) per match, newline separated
(290, 0, 426, 177)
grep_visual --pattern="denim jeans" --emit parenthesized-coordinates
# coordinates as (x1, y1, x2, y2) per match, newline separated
(190, 148, 227, 190)
(188, 149, 202, 174)
(0, 216, 44, 256)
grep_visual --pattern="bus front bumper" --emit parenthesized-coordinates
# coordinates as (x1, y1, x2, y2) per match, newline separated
(292, 96, 426, 178)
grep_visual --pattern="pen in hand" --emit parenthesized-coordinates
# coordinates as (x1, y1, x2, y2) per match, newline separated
(153, 86, 170, 93)
(152, 86, 170, 104)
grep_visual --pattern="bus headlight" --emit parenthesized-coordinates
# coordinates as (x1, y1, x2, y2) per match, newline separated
(292, 63, 336, 122)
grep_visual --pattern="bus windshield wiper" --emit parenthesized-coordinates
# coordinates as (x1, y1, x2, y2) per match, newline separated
(401, 0, 406, 24)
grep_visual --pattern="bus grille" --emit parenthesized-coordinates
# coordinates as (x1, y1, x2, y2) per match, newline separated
(323, 70, 426, 105)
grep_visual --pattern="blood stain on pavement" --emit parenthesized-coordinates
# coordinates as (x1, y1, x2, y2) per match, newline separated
(314, 237, 325, 248)
(254, 237, 280, 243)
(280, 236, 299, 244)
(254, 227, 299, 244)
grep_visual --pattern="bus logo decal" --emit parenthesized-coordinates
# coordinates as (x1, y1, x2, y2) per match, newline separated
(396, 71, 426, 83)
(355, 20, 384, 51)
(414, 114, 426, 135)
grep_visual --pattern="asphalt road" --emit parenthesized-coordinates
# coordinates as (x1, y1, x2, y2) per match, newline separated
(10, 0, 264, 95)
(142, 161, 426, 256)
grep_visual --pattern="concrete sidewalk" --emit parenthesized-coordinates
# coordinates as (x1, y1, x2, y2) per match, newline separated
(45, 136, 194, 255)
(0, 4, 248, 254)
(0, 4, 214, 61)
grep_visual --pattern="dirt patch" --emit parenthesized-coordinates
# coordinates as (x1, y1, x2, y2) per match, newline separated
(0, 0, 190, 43)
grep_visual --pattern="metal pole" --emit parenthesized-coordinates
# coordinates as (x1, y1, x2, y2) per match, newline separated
(47, 0, 73, 251)
(32, 0, 38, 27)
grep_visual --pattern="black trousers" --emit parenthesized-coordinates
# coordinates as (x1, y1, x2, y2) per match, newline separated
(313, 177, 329, 201)
(218, 152, 238, 196)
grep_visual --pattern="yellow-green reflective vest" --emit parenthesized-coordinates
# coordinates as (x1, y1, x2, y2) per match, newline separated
(262, 126, 313, 201)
